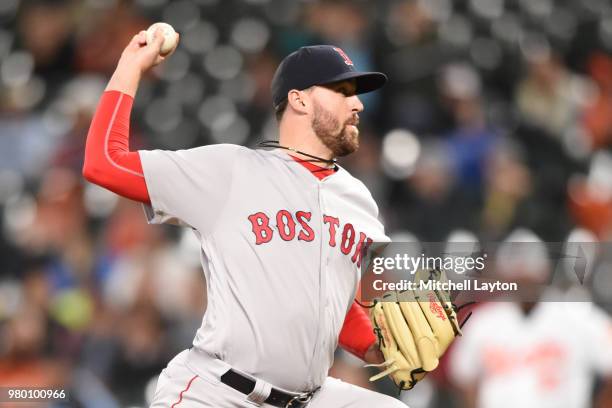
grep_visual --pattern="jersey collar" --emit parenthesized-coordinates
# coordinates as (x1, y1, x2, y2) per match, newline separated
(289, 154, 337, 181)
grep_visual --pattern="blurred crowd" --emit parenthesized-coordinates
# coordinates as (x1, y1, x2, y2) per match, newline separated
(0, 0, 611, 407)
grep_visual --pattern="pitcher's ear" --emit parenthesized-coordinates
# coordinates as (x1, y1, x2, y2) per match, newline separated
(287, 89, 310, 114)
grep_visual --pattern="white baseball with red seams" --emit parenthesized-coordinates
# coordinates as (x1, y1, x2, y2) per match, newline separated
(145, 22, 178, 55)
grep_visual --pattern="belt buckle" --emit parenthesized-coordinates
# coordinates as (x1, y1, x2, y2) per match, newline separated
(285, 392, 313, 408)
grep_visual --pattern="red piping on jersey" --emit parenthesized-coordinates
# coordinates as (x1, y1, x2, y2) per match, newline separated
(170, 375, 198, 408)
(289, 155, 336, 180)
(83, 90, 150, 203)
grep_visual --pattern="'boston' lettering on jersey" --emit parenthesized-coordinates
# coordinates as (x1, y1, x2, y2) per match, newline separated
(248, 210, 373, 267)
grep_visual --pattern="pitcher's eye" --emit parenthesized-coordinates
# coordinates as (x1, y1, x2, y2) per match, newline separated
(325, 82, 356, 96)
(337, 86, 353, 96)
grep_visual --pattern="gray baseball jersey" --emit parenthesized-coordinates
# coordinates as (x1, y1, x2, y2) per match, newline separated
(139, 145, 389, 392)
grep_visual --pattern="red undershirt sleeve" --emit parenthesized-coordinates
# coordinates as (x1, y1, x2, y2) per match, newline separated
(82, 90, 150, 204)
(338, 301, 376, 360)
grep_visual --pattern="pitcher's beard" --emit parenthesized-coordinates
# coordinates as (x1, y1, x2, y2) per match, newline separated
(312, 102, 359, 157)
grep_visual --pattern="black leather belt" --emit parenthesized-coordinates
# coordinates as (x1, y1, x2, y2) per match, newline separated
(220, 369, 317, 408)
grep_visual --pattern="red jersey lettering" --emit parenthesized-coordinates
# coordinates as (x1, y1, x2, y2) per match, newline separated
(296, 211, 315, 242)
(248, 212, 273, 244)
(341, 223, 356, 255)
(323, 215, 340, 247)
(351, 232, 373, 267)
(276, 210, 296, 241)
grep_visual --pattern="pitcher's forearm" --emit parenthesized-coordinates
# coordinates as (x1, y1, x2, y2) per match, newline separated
(105, 59, 142, 98)
(82, 90, 150, 203)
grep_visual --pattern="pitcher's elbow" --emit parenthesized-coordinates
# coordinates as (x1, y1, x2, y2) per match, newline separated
(82, 163, 102, 185)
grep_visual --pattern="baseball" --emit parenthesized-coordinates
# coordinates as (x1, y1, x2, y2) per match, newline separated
(145, 22, 178, 55)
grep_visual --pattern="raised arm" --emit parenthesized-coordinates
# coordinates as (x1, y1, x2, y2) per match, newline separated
(82, 29, 177, 203)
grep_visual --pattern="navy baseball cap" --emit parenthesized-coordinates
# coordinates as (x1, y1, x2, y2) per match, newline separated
(271, 45, 387, 109)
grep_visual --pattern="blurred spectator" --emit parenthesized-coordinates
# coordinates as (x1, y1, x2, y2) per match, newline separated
(243, 50, 280, 135)
(108, 303, 168, 406)
(582, 52, 612, 149)
(74, 0, 149, 74)
(568, 151, 612, 239)
(98, 200, 204, 323)
(515, 46, 591, 139)
(379, 0, 456, 133)
(387, 139, 477, 241)
(0, 109, 58, 180)
(305, 0, 368, 46)
(440, 63, 499, 195)
(449, 229, 612, 408)
(50, 76, 111, 172)
(480, 138, 532, 240)
(17, 169, 93, 291)
(0, 302, 67, 387)
(16, 0, 76, 87)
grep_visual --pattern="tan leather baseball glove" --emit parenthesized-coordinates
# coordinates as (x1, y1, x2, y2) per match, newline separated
(366, 268, 466, 391)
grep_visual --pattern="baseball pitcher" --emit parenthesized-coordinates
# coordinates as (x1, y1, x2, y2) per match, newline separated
(83, 29, 407, 407)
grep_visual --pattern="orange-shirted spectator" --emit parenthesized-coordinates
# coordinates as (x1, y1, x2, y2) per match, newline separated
(582, 52, 612, 149)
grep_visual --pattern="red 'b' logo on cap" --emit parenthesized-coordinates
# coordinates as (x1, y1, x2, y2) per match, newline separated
(333, 47, 354, 66)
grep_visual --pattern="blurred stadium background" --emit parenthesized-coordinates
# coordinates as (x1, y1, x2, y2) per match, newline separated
(0, 0, 611, 406)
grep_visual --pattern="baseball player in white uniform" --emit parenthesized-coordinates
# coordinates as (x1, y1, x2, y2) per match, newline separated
(448, 229, 612, 408)
(83, 29, 406, 407)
